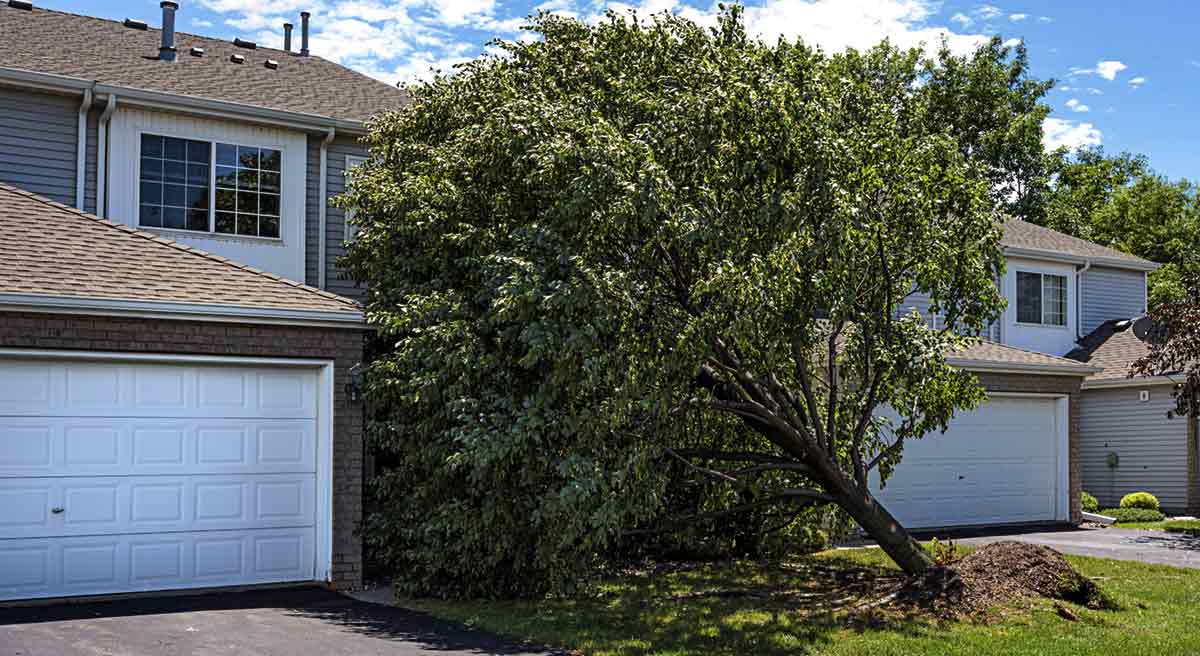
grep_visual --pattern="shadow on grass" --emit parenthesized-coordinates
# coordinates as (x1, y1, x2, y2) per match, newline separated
(408, 555, 959, 656)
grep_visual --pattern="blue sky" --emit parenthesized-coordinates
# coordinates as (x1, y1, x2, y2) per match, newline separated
(36, 0, 1200, 181)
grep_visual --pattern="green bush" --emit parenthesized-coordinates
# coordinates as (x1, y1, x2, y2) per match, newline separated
(1163, 520, 1200, 536)
(1100, 507, 1165, 523)
(1081, 491, 1099, 513)
(1120, 492, 1160, 511)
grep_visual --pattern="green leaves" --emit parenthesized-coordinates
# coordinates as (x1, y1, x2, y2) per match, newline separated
(343, 7, 1038, 595)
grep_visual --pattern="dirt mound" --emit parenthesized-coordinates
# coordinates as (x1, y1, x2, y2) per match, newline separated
(889, 541, 1117, 618)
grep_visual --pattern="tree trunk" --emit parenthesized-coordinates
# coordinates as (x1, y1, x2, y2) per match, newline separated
(838, 487, 934, 575)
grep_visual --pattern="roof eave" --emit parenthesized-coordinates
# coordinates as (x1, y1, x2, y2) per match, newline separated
(946, 356, 1100, 377)
(1004, 246, 1160, 272)
(1081, 374, 1178, 390)
(0, 292, 366, 329)
(0, 66, 368, 135)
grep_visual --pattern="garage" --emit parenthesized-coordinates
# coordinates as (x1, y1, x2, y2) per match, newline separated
(0, 355, 335, 601)
(873, 395, 1071, 529)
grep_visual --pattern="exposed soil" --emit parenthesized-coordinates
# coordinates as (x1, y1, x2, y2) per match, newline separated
(885, 541, 1118, 619)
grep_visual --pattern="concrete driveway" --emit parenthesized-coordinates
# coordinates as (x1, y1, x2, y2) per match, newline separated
(0, 586, 558, 656)
(949, 526, 1200, 569)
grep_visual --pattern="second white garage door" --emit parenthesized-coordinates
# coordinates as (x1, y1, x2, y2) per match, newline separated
(0, 356, 324, 602)
(872, 395, 1068, 529)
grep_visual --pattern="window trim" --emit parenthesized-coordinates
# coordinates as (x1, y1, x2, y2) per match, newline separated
(1014, 270, 1069, 328)
(134, 128, 286, 242)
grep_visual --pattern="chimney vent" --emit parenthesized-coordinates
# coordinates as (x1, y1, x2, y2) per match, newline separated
(283, 23, 293, 52)
(234, 37, 257, 50)
(7, 1, 33, 11)
(159, 1, 179, 62)
(230, 54, 245, 64)
(123, 18, 148, 30)
(265, 59, 279, 70)
(299, 11, 310, 56)
(190, 46, 205, 57)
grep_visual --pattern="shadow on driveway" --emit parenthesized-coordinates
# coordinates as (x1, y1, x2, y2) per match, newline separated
(0, 586, 561, 655)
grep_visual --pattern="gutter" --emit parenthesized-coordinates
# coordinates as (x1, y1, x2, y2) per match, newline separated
(1005, 246, 1159, 272)
(0, 67, 369, 135)
(95, 93, 117, 218)
(0, 292, 364, 329)
(1080, 375, 1177, 390)
(317, 127, 336, 290)
(1075, 258, 1092, 340)
(946, 357, 1100, 377)
(74, 87, 93, 210)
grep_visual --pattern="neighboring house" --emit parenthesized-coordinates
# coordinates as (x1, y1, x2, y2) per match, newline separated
(872, 220, 1160, 530)
(0, 1, 404, 602)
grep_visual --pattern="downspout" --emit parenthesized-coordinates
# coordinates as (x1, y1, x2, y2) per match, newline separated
(74, 87, 93, 210)
(317, 127, 336, 289)
(96, 94, 118, 218)
(1075, 259, 1092, 340)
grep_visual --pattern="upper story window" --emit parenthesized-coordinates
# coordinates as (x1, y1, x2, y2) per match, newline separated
(138, 134, 281, 239)
(1016, 271, 1067, 326)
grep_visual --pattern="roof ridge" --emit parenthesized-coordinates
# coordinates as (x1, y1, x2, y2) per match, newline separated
(0, 183, 359, 311)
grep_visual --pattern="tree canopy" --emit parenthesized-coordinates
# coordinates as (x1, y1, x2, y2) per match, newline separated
(343, 8, 1049, 597)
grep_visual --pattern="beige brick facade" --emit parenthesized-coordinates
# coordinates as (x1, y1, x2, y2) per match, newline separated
(0, 311, 367, 590)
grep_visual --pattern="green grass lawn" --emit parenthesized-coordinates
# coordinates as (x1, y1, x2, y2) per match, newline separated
(400, 548, 1200, 656)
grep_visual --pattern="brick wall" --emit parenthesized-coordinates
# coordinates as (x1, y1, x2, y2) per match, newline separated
(0, 311, 367, 590)
(975, 372, 1084, 524)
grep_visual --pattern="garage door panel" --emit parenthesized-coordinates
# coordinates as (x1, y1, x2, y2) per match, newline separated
(0, 360, 316, 419)
(873, 397, 1064, 529)
(0, 528, 315, 601)
(0, 475, 316, 539)
(0, 418, 316, 477)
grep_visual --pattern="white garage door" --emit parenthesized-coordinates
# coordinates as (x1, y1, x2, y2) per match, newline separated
(873, 396, 1067, 529)
(0, 357, 323, 601)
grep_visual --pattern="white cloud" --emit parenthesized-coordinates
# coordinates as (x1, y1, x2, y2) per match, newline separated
(191, 19, 214, 28)
(1065, 98, 1089, 113)
(1042, 117, 1102, 150)
(974, 5, 1003, 20)
(1002, 37, 1021, 48)
(1009, 13, 1028, 21)
(1038, 16, 1052, 22)
(1087, 88, 1102, 95)
(950, 12, 971, 27)
(1058, 85, 1073, 92)
(1129, 76, 1147, 88)
(1071, 60, 1127, 81)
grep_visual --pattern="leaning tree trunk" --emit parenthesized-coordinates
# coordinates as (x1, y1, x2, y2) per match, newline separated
(836, 483, 934, 575)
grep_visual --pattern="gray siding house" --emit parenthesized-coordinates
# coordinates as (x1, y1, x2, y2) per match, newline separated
(0, 0, 405, 602)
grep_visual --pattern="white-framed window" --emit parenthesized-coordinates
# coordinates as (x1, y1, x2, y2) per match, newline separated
(138, 133, 282, 239)
(344, 154, 368, 243)
(1016, 271, 1067, 326)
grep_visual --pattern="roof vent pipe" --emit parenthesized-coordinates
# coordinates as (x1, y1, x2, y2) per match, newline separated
(159, 1, 179, 61)
(283, 23, 293, 52)
(300, 11, 310, 56)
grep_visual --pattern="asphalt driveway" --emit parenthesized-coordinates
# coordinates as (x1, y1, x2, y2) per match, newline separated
(949, 526, 1200, 569)
(0, 586, 559, 656)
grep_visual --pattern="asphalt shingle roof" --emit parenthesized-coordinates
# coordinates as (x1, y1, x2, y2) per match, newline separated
(949, 339, 1099, 375)
(0, 183, 360, 315)
(1002, 219, 1158, 270)
(1065, 320, 1154, 382)
(0, 4, 406, 123)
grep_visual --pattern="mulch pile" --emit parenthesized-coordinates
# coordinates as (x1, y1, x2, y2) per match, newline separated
(888, 541, 1117, 618)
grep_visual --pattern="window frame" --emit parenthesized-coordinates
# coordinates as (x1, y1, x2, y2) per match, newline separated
(134, 130, 285, 241)
(1014, 270, 1069, 328)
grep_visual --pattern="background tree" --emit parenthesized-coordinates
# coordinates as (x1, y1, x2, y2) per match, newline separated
(1132, 270, 1200, 419)
(344, 9, 1046, 596)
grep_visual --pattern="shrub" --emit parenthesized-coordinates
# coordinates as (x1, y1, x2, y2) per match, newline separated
(1099, 507, 1165, 523)
(1081, 491, 1099, 513)
(1163, 520, 1200, 536)
(1120, 492, 1160, 511)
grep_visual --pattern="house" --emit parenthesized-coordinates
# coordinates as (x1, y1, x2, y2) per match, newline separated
(0, 0, 404, 602)
(870, 220, 1160, 530)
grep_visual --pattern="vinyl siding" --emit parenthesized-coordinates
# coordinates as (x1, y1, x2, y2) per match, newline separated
(1079, 385, 1189, 512)
(899, 291, 1001, 341)
(0, 87, 78, 206)
(1081, 266, 1146, 335)
(305, 134, 368, 299)
(83, 106, 99, 214)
